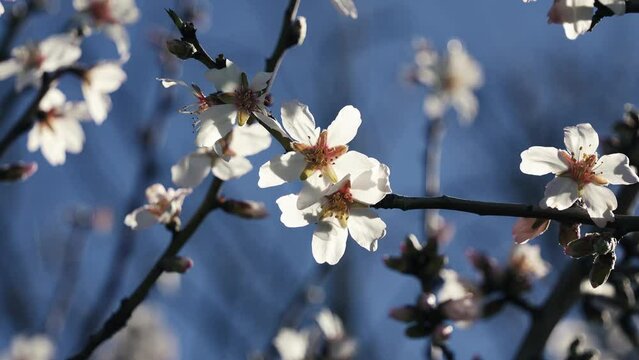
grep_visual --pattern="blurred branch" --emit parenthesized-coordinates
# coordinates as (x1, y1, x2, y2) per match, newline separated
(68, 177, 224, 360)
(0, 66, 84, 159)
(0, 0, 39, 59)
(373, 194, 639, 235)
(424, 117, 445, 240)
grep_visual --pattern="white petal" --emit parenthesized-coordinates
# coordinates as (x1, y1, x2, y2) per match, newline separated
(171, 150, 213, 188)
(39, 34, 81, 72)
(146, 184, 167, 204)
(316, 309, 344, 340)
(86, 62, 126, 94)
(211, 156, 252, 180)
(348, 207, 386, 252)
(39, 87, 66, 112)
(332, 151, 375, 181)
(582, 184, 617, 228)
(312, 217, 348, 265)
(541, 176, 579, 210)
(563, 123, 599, 158)
(277, 194, 319, 228)
(195, 104, 236, 148)
(104, 25, 131, 62)
(124, 207, 158, 230)
(350, 163, 391, 205)
(258, 152, 307, 188)
(53, 117, 85, 154)
(423, 94, 447, 119)
(205, 60, 241, 93)
(596, 153, 639, 185)
(450, 89, 478, 123)
(326, 105, 361, 147)
(0, 59, 21, 80)
(297, 182, 324, 210)
(229, 123, 271, 157)
(520, 146, 569, 176)
(81, 83, 111, 124)
(250, 72, 272, 92)
(281, 101, 319, 145)
(330, 0, 358, 19)
(273, 328, 309, 360)
(157, 78, 188, 88)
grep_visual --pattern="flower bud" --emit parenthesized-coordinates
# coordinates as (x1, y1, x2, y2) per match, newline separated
(432, 324, 453, 344)
(590, 252, 616, 288)
(292, 16, 307, 46)
(0, 162, 37, 182)
(439, 296, 479, 322)
(389, 306, 418, 322)
(166, 39, 197, 59)
(383, 255, 407, 272)
(565, 234, 599, 259)
(417, 293, 437, 311)
(161, 256, 194, 274)
(404, 324, 428, 338)
(222, 200, 268, 219)
(559, 222, 580, 248)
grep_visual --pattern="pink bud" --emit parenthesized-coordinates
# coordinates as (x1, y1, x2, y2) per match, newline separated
(161, 256, 194, 273)
(0, 162, 38, 182)
(222, 200, 268, 219)
(512, 218, 550, 244)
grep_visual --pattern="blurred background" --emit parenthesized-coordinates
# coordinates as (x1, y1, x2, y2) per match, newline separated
(1, 0, 639, 359)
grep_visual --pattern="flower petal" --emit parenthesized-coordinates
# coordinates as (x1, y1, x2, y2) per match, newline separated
(582, 184, 617, 228)
(563, 123, 599, 158)
(124, 206, 158, 230)
(39, 33, 82, 72)
(296, 182, 324, 210)
(312, 217, 348, 265)
(330, 0, 358, 19)
(171, 150, 213, 188)
(596, 153, 639, 185)
(326, 105, 361, 147)
(281, 101, 319, 145)
(0, 58, 20, 81)
(520, 146, 568, 176)
(540, 176, 578, 210)
(229, 123, 272, 157)
(332, 150, 374, 181)
(211, 156, 252, 180)
(512, 218, 551, 244)
(258, 152, 307, 188)
(205, 60, 241, 93)
(350, 161, 391, 205)
(195, 104, 236, 148)
(348, 207, 386, 252)
(250, 72, 272, 92)
(276, 194, 319, 228)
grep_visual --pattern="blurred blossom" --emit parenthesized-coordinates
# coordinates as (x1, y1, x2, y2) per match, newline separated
(545, 0, 625, 40)
(0, 32, 81, 91)
(331, 0, 357, 19)
(157, 272, 181, 295)
(512, 217, 550, 244)
(520, 123, 639, 227)
(97, 305, 178, 360)
(436, 269, 469, 302)
(81, 61, 126, 124)
(67, 206, 113, 231)
(274, 328, 309, 360)
(124, 184, 192, 231)
(0, 335, 54, 360)
(73, 0, 140, 61)
(580, 280, 615, 297)
(28, 87, 90, 166)
(509, 244, 550, 280)
(316, 309, 357, 359)
(409, 38, 483, 123)
(171, 124, 272, 188)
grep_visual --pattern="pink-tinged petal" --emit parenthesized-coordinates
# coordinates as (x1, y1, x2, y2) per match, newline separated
(171, 150, 212, 188)
(582, 184, 617, 228)
(124, 207, 158, 230)
(512, 218, 551, 244)
(146, 184, 167, 204)
(0, 58, 20, 80)
(250, 72, 272, 92)
(348, 207, 386, 251)
(229, 123, 272, 157)
(258, 152, 307, 188)
(281, 101, 319, 145)
(330, 0, 358, 18)
(195, 104, 236, 148)
(276, 194, 318, 228)
(39, 87, 66, 112)
(563, 123, 599, 158)
(326, 105, 361, 147)
(205, 60, 241, 93)
(541, 176, 579, 210)
(595, 153, 639, 185)
(39, 33, 81, 72)
(297, 182, 324, 210)
(332, 151, 374, 180)
(312, 217, 348, 265)
(211, 156, 252, 180)
(520, 146, 568, 176)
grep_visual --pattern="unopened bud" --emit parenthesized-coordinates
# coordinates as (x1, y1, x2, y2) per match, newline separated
(166, 8, 185, 30)
(590, 252, 616, 288)
(161, 256, 194, 273)
(383, 255, 406, 272)
(593, 235, 616, 255)
(0, 162, 37, 182)
(565, 234, 599, 258)
(404, 324, 428, 338)
(389, 306, 418, 322)
(432, 324, 453, 344)
(292, 16, 307, 46)
(166, 39, 197, 59)
(439, 296, 479, 322)
(222, 199, 268, 219)
(401, 233, 423, 254)
(417, 292, 437, 311)
(559, 222, 581, 248)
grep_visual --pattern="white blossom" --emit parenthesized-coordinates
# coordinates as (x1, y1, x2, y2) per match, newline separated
(196, 60, 272, 149)
(27, 87, 90, 166)
(547, 0, 625, 40)
(316, 309, 345, 340)
(277, 162, 391, 265)
(258, 102, 375, 200)
(437, 269, 469, 303)
(520, 123, 639, 227)
(158, 78, 214, 115)
(273, 328, 309, 360)
(124, 184, 191, 230)
(0, 335, 55, 360)
(411, 38, 483, 123)
(81, 61, 126, 124)
(0, 33, 81, 91)
(510, 244, 551, 279)
(171, 124, 271, 187)
(331, 0, 358, 19)
(73, 0, 140, 61)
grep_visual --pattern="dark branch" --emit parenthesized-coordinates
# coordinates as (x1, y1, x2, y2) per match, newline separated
(265, 0, 301, 85)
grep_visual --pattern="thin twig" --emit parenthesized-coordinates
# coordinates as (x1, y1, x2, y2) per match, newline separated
(424, 117, 445, 240)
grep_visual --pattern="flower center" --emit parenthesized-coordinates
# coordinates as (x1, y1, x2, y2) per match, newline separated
(89, 0, 117, 24)
(560, 151, 607, 189)
(292, 131, 348, 183)
(25, 47, 45, 70)
(233, 87, 259, 113)
(320, 180, 354, 228)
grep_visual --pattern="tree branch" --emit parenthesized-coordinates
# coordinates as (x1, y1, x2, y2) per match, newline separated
(265, 0, 301, 85)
